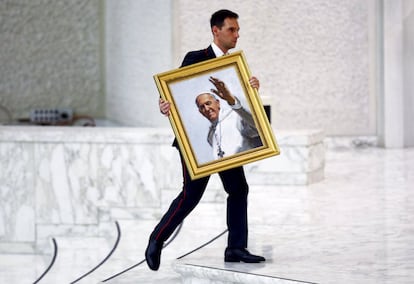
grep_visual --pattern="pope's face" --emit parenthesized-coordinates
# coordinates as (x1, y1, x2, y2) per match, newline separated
(196, 93, 220, 122)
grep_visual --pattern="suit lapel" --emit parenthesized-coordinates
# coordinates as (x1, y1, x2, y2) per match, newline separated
(205, 45, 216, 59)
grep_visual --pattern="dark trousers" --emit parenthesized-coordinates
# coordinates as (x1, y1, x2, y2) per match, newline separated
(150, 153, 249, 249)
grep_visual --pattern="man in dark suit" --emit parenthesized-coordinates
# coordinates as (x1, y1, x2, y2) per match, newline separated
(145, 9, 265, 271)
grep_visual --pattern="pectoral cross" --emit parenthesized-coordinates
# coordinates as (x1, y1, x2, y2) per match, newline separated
(217, 147, 225, 158)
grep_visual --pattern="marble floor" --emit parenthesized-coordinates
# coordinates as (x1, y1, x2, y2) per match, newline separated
(0, 145, 413, 283)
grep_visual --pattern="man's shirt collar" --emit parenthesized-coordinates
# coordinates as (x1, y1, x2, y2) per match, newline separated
(211, 42, 226, 57)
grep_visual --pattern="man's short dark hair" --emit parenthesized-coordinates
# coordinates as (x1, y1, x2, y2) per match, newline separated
(210, 9, 239, 29)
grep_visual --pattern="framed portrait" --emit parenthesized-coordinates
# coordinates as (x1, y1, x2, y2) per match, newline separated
(154, 51, 280, 179)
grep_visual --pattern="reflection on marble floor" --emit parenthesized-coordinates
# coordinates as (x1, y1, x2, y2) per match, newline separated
(0, 146, 413, 283)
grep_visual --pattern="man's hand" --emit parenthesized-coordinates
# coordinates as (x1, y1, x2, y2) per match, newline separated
(249, 76, 260, 90)
(209, 76, 236, 105)
(159, 98, 171, 116)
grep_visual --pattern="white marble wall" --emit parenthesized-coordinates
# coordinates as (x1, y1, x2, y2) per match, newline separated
(0, 142, 35, 249)
(246, 130, 325, 185)
(0, 126, 324, 253)
(0, 126, 176, 253)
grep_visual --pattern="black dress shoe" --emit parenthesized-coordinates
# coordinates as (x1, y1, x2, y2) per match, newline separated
(224, 248, 266, 263)
(145, 240, 163, 270)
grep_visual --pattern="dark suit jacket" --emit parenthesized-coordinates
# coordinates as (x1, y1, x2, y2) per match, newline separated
(173, 45, 217, 148)
(180, 45, 216, 68)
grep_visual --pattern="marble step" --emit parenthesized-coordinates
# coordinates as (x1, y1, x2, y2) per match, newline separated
(173, 261, 311, 284)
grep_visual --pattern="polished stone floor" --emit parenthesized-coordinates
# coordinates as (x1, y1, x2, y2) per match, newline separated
(0, 145, 413, 283)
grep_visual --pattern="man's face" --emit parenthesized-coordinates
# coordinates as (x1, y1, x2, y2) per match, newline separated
(196, 93, 220, 122)
(213, 18, 240, 51)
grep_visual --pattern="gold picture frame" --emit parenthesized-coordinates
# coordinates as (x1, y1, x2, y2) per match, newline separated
(154, 51, 280, 179)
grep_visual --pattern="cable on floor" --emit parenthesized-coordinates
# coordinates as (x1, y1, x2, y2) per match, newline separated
(101, 221, 185, 282)
(70, 221, 121, 284)
(101, 224, 228, 282)
(32, 238, 58, 284)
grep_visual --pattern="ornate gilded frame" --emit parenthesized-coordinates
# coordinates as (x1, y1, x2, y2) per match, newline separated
(154, 51, 279, 179)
